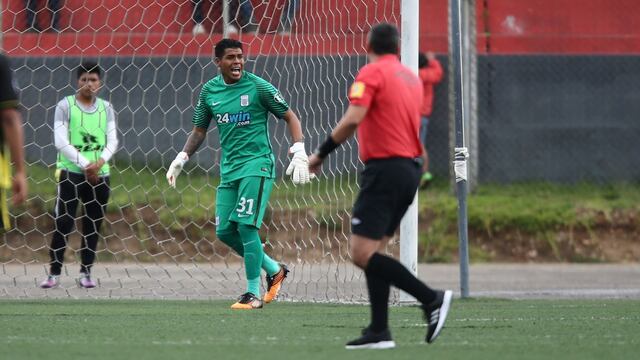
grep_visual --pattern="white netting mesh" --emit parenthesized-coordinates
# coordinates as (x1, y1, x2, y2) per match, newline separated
(1, 0, 403, 301)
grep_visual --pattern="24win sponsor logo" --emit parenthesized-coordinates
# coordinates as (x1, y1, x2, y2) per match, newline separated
(216, 111, 252, 126)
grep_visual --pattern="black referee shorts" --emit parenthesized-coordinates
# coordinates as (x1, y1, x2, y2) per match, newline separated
(351, 157, 422, 240)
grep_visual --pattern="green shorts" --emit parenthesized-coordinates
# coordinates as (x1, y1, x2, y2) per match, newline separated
(215, 176, 274, 231)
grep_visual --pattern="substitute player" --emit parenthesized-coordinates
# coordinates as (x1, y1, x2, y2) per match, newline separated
(166, 39, 312, 309)
(40, 61, 118, 289)
(40, 62, 119, 289)
(308, 23, 453, 349)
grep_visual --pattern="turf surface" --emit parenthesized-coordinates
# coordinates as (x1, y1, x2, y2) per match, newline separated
(1, 298, 638, 360)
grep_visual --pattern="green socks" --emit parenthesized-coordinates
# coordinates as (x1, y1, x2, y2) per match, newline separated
(216, 231, 245, 256)
(238, 224, 264, 296)
(216, 230, 281, 277)
(261, 253, 281, 277)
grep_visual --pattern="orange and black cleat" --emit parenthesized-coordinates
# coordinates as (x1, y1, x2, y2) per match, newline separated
(231, 292, 264, 310)
(263, 264, 289, 303)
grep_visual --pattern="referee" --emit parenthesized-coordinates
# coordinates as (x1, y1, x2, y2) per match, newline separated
(308, 23, 453, 349)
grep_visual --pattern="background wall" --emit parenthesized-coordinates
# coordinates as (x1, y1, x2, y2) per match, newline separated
(4, 0, 639, 183)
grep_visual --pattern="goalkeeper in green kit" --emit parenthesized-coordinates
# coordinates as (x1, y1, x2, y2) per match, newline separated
(166, 39, 313, 309)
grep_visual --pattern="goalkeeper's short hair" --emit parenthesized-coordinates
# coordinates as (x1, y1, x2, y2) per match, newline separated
(215, 39, 243, 59)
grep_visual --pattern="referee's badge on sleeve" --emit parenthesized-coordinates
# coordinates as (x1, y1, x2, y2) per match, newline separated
(350, 81, 365, 99)
(240, 95, 249, 106)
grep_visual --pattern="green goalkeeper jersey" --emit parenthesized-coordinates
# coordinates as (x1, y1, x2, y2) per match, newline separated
(192, 71, 289, 181)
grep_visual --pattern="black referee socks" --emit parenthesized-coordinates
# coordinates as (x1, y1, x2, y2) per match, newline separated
(365, 253, 438, 306)
(365, 266, 391, 332)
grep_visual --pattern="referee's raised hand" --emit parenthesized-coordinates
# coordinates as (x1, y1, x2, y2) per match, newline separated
(308, 153, 323, 175)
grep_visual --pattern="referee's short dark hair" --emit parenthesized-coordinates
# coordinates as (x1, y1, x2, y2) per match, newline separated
(77, 61, 101, 79)
(368, 23, 400, 55)
(215, 38, 243, 59)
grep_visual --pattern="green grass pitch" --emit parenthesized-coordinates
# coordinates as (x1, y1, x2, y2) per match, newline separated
(1, 299, 638, 360)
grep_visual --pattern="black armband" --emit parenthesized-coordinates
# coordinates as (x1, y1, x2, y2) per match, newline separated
(315, 135, 340, 159)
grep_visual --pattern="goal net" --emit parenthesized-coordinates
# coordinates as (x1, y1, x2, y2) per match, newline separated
(0, 0, 404, 301)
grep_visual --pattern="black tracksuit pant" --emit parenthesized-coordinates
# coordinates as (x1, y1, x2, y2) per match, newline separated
(49, 170, 110, 276)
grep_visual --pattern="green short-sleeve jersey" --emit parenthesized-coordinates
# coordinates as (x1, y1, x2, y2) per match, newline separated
(192, 71, 289, 182)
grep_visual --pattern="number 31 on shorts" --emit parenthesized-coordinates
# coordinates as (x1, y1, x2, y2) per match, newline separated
(236, 197, 255, 216)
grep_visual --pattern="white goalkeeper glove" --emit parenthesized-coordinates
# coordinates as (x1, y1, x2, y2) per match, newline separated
(166, 152, 189, 188)
(285, 142, 315, 185)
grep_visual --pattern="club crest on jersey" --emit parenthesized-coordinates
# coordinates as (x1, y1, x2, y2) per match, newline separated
(274, 92, 285, 104)
(240, 95, 249, 106)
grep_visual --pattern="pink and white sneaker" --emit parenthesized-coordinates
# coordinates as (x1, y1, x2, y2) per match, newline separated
(78, 274, 96, 288)
(40, 275, 59, 289)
